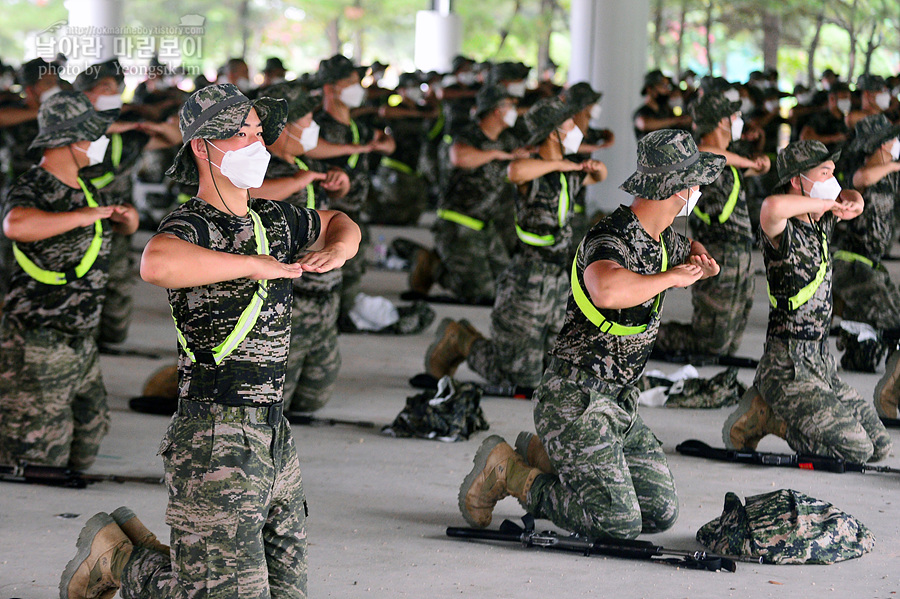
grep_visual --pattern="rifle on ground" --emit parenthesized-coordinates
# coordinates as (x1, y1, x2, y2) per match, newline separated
(649, 349, 759, 369)
(881, 417, 900, 428)
(447, 515, 754, 571)
(676, 439, 900, 475)
(0, 463, 164, 489)
(284, 412, 377, 429)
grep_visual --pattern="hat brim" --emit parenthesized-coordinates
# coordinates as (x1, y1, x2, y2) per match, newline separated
(620, 150, 727, 200)
(693, 99, 742, 138)
(564, 89, 602, 113)
(774, 148, 842, 188)
(849, 124, 900, 155)
(28, 109, 115, 150)
(522, 103, 583, 147)
(166, 97, 288, 185)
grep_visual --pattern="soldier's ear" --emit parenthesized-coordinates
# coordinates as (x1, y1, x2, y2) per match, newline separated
(190, 138, 208, 159)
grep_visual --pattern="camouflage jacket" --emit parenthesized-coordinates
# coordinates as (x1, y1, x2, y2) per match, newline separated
(314, 109, 374, 214)
(761, 213, 836, 341)
(688, 163, 754, 248)
(1, 117, 40, 184)
(265, 155, 342, 294)
(837, 169, 900, 261)
(438, 122, 520, 223)
(158, 197, 320, 405)
(551, 205, 691, 385)
(2, 166, 112, 336)
(515, 168, 583, 265)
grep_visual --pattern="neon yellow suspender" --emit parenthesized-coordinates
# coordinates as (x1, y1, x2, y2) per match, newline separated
(436, 209, 485, 230)
(427, 109, 445, 140)
(516, 173, 570, 247)
(693, 165, 739, 225)
(767, 224, 828, 311)
(347, 120, 361, 169)
(172, 209, 270, 366)
(571, 236, 668, 335)
(12, 178, 103, 285)
(294, 157, 316, 209)
(380, 156, 417, 175)
(833, 250, 875, 269)
(88, 133, 123, 189)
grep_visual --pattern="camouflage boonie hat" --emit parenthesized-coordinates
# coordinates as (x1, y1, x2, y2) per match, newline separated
(166, 83, 287, 184)
(73, 58, 125, 92)
(560, 81, 602, 112)
(489, 61, 529, 84)
(29, 90, 115, 150)
(519, 97, 582, 147)
(473, 85, 513, 119)
(620, 129, 726, 200)
(856, 73, 886, 92)
(849, 113, 900, 154)
(316, 54, 357, 86)
(259, 82, 319, 122)
(697, 489, 875, 565)
(19, 57, 54, 88)
(641, 69, 668, 94)
(775, 140, 841, 187)
(452, 55, 474, 73)
(689, 93, 741, 137)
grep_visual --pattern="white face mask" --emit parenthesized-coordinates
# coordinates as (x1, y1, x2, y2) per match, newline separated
(837, 98, 852, 115)
(298, 121, 320, 153)
(890, 138, 900, 161)
(235, 77, 252, 93)
(441, 75, 458, 87)
(405, 87, 423, 104)
(560, 126, 584, 155)
(94, 94, 123, 111)
(796, 92, 814, 105)
(40, 85, 61, 103)
(339, 83, 366, 108)
(0, 73, 14, 91)
(722, 88, 740, 102)
(506, 81, 526, 98)
(764, 100, 779, 113)
(75, 134, 110, 166)
(801, 174, 841, 201)
(589, 103, 602, 121)
(875, 91, 892, 111)
(669, 97, 684, 111)
(207, 140, 271, 189)
(676, 188, 702, 217)
(730, 116, 744, 141)
(502, 107, 518, 128)
(740, 98, 754, 114)
(269, 77, 286, 85)
(458, 71, 477, 86)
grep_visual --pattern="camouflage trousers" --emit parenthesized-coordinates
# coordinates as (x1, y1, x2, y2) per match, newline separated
(655, 243, 754, 356)
(433, 218, 510, 303)
(122, 404, 307, 599)
(526, 357, 679, 540)
(755, 337, 892, 463)
(833, 258, 900, 329)
(340, 214, 369, 322)
(0, 323, 108, 469)
(97, 232, 135, 345)
(368, 164, 427, 226)
(283, 290, 341, 413)
(466, 256, 567, 388)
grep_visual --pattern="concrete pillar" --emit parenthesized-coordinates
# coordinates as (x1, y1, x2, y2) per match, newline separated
(64, 0, 122, 71)
(414, 10, 461, 74)
(569, 0, 650, 212)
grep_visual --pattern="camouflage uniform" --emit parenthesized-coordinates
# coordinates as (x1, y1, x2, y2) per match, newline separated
(753, 141, 891, 463)
(466, 99, 583, 388)
(369, 114, 428, 226)
(0, 111, 40, 297)
(433, 121, 520, 303)
(121, 84, 311, 598)
(0, 92, 118, 470)
(266, 154, 343, 413)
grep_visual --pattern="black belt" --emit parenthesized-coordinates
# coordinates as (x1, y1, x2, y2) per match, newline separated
(177, 398, 284, 427)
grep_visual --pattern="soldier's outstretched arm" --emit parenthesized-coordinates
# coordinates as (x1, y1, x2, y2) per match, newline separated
(584, 259, 702, 310)
(759, 194, 834, 242)
(299, 209, 361, 273)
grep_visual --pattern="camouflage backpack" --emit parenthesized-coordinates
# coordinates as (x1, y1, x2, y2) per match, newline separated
(696, 489, 875, 564)
(381, 376, 489, 442)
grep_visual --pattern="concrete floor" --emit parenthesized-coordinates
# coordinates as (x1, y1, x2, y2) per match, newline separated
(1, 218, 899, 599)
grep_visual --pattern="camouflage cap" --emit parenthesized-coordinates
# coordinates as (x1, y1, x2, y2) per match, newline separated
(689, 93, 741, 137)
(641, 69, 668, 95)
(775, 139, 841, 187)
(518, 97, 582, 147)
(259, 82, 319, 122)
(620, 129, 726, 200)
(856, 73, 886, 92)
(850, 113, 900, 154)
(316, 54, 357, 86)
(73, 58, 125, 92)
(19, 57, 54, 88)
(696, 489, 875, 565)
(560, 81, 602, 113)
(473, 85, 513, 119)
(489, 61, 529, 84)
(166, 83, 288, 185)
(263, 56, 286, 74)
(452, 55, 474, 73)
(29, 90, 115, 150)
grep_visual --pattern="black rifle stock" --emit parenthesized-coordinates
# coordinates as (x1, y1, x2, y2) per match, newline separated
(446, 516, 756, 572)
(0, 463, 164, 489)
(676, 439, 900, 475)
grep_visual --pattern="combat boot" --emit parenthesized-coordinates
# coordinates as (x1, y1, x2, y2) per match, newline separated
(59, 512, 133, 599)
(424, 318, 484, 378)
(458, 435, 542, 528)
(514, 431, 556, 475)
(111, 506, 169, 555)
(874, 349, 900, 419)
(722, 387, 788, 450)
(408, 249, 440, 295)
